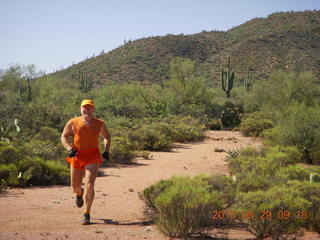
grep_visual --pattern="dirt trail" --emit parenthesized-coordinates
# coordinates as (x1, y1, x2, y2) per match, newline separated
(1, 131, 319, 240)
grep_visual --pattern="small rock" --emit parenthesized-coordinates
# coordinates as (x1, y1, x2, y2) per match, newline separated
(183, 166, 188, 170)
(214, 148, 225, 152)
(102, 193, 107, 196)
(129, 188, 134, 192)
(146, 226, 151, 232)
(40, 232, 50, 236)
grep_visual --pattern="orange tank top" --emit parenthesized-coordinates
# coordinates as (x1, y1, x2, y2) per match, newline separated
(71, 117, 104, 151)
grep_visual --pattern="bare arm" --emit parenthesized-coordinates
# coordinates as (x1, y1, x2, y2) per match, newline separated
(100, 122, 111, 152)
(61, 120, 74, 151)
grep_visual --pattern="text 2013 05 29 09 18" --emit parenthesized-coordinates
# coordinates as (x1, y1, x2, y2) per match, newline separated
(211, 210, 308, 220)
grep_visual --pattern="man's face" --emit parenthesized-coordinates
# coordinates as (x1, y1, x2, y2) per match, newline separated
(81, 105, 94, 117)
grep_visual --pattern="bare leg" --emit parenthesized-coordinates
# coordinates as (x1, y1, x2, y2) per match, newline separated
(83, 163, 99, 214)
(70, 166, 85, 196)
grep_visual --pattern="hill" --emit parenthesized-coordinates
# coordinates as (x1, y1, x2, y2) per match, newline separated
(51, 10, 320, 86)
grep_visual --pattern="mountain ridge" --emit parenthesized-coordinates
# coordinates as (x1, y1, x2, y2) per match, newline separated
(51, 10, 320, 86)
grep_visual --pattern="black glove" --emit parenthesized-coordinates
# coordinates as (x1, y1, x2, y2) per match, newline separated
(68, 149, 78, 157)
(102, 151, 110, 161)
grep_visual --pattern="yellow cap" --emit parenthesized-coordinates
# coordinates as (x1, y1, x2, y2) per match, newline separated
(80, 99, 94, 107)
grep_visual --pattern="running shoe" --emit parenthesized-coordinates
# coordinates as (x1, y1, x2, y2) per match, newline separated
(82, 213, 90, 225)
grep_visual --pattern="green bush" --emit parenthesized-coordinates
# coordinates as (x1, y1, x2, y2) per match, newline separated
(44, 160, 70, 185)
(243, 71, 320, 112)
(109, 136, 135, 164)
(34, 126, 61, 144)
(0, 164, 19, 187)
(220, 101, 242, 129)
(225, 146, 260, 176)
(286, 180, 320, 233)
(27, 140, 66, 161)
(141, 178, 174, 217)
(17, 157, 69, 186)
(161, 115, 205, 142)
(240, 111, 274, 137)
(272, 103, 320, 164)
(0, 142, 69, 187)
(0, 144, 21, 164)
(128, 126, 173, 151)
(205, 118, 222, 130)
(141, 176, 224, 238)
(194, 174, 236, 206)
(226, 146, 300, 192)
(275, 164, 311, 183)
(235, 186, 310, 239)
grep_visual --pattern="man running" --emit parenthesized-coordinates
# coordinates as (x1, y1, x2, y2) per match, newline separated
(61, 99, 111, 225)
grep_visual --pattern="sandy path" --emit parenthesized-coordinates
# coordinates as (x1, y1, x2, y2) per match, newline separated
(1, 131, 319, 240)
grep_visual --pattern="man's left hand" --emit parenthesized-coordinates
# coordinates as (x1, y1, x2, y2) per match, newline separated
(102, 151, 110, 161)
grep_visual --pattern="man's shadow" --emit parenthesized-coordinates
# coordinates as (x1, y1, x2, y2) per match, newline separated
(92, 218, 153, 226)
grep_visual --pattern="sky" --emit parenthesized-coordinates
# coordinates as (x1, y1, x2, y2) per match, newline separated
(0, 0, 319, 74)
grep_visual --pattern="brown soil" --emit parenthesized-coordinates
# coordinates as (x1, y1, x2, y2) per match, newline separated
(0, 131, 319, 240)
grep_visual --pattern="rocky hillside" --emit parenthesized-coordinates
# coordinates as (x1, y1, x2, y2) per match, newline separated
(51, 10, 320, 86)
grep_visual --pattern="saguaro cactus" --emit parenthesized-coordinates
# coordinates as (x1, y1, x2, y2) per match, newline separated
(221, 56, 234, 98)
(73, 69, 93, 92)
(244, 69, 253, 93)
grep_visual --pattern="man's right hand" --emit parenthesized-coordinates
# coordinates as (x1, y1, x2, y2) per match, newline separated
(68, 149, 78, 158)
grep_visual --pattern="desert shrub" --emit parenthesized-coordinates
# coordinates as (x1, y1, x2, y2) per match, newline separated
(226, 146, 300, 192)
(172, 122, 205, 142)
(275, 165, 311, 183)
(225, 146, 260, 176)
(0, 142, 69, 187)
(220, 101, 242, 129)
(227, 146, 300, 174)
(235, 185, 310, 239)
(94, 83, 149, 118)
(128, 126, 173, 151)
(27, 140, 65, 161)
(285, 180, 320, 233)
(0, 164, 19, 187)
(205, 118, 222, 130)
(109, 136, 135, 164)
(224, 148, 241, 160)
(195, 174, 236, 206)
(243, 71, 320, 112)
(151, 122, 178, 142)
(262, 145, 301, 166)
(0, 144, 21, 164)
(260, 127, 279, 145)
(141, 178, 174, 217)
(43, 160, 70, 185)
(34, 126, 61, 144)
(161, 115, 205, 142)
(240, 111, 274, 137)
(236, 168, 274, 192)
(142, 175, 224, 238)
(269, 103, 320, 164)
(17, 103, 69, 134)
(17, 157, 69, 186)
